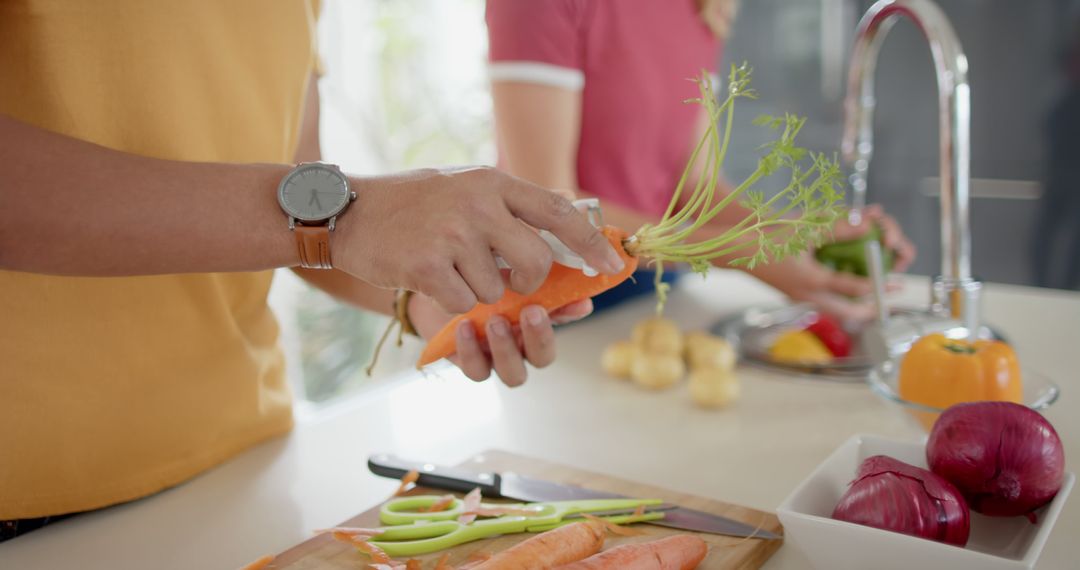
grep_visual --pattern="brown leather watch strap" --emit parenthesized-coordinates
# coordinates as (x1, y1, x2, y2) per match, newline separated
(294, 225, 332, 269)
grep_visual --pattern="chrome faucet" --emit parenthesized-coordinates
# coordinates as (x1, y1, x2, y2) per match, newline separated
(842, 0, 984, 341)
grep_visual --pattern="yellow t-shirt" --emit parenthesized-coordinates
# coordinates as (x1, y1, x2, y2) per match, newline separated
(0, 0, 319, 519)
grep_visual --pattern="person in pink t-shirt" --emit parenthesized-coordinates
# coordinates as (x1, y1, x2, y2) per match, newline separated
(486, 0, 916, 320)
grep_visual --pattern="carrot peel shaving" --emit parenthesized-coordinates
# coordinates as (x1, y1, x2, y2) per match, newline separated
(314, 527, 384, 538)
(331, 531, 393, 564)
(419, 494, 456, 513)
(457, 487, 483, 524)
(393, 470, 420, 497)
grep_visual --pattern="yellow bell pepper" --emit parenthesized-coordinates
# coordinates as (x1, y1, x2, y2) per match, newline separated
(769, 329, 833, 364)
(898, 333, 1023, 429)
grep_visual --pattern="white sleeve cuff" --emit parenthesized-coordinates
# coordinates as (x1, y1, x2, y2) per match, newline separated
(488, 61, 585, 91)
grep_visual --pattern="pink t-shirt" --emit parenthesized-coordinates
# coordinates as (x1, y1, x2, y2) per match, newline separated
(486, 0, 721, 217)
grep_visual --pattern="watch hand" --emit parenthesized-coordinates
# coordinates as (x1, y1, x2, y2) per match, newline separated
(308, 189, 323, 210)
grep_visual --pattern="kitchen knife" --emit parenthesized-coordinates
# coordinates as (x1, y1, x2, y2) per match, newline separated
(368, 454, 780, 540)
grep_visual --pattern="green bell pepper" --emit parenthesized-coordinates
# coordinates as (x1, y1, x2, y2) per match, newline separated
(814, 224, 894, 277)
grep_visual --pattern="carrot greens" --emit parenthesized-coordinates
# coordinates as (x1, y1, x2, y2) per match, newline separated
(626, 64, 845, 311)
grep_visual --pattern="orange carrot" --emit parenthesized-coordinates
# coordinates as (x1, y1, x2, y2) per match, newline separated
(418, 227, 639, 367)
(238, 554, 275, 570)
(555, 535, 708, 570)
(469, 520, 606, 570)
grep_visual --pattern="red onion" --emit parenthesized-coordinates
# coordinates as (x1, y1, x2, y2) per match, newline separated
(833, 455, 970, 546)
(928, 401, 1065, 521)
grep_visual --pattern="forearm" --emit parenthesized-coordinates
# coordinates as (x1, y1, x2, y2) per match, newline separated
(0, 113, 298, 275)
(293, 268, 396, 316)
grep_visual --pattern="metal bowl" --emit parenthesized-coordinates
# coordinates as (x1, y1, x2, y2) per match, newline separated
(867, 359, 1061, 431)
(710, 304, 926, 382)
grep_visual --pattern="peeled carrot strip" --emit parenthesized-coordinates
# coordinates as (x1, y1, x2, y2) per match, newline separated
(417, 227, 638, 367)
(238, 554, 275, 570)
(419, 494, 456, 513)
(314, 527, 384, 538)
(457, 488, 483, 524)
(555, 534, 708, 570)
(405, 560, 423, 570)
(393, 470, 420, 497)
(331, 531, 393, 564)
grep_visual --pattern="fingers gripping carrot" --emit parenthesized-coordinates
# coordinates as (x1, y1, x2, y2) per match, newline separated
(469, 520, 607, 570)
(555, 534, 708, 570)
(417, 227, 638, 367)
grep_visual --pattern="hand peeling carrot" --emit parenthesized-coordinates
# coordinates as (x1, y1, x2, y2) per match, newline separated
(238, 554, 275, 570)
(415, 66, 845, 368)
(469, 520, 606, 570)
(555, 534, 708, 570)
(394, 470, 420, 497)
(418, 227, 638, 367)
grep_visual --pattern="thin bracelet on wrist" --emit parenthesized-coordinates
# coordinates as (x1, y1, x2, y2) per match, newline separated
(366, 289, 418, 376)
(393, 289, 418, 337)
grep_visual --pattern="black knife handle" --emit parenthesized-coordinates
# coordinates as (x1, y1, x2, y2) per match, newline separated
(367, 454, 503, 497)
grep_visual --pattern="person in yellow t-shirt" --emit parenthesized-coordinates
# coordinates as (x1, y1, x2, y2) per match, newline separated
(0, 1, 624, 540)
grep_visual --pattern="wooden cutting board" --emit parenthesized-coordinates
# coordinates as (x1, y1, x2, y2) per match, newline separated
(269, 450, 783, 569)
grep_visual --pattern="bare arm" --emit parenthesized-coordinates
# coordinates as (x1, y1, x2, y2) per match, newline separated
(0, 113, 296, 275)
(0, 109, 621, 315)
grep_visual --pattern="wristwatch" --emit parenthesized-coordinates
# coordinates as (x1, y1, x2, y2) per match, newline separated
(277, 162, 356, 269)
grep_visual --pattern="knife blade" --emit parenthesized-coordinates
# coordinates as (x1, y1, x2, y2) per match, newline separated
(368, 454, 780, 540)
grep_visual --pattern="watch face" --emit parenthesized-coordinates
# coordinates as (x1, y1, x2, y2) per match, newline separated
(278, 164, 350, 222)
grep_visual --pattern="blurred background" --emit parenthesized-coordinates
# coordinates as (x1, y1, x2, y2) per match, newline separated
(272, 0, 1080, 407)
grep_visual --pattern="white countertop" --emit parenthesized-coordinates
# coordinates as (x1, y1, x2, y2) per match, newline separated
(2, 272, 1077, 569)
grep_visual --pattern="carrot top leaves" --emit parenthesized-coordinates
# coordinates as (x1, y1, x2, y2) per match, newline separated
(629, 64, 845, 311)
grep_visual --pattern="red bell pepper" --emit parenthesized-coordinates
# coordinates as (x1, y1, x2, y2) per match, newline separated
(805, 314, 852, 358)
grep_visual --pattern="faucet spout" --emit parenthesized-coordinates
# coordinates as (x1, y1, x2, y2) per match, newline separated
(842, 0, 978, 331)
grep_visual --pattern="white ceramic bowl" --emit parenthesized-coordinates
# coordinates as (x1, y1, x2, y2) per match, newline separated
(777, 434, 1075, 570)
